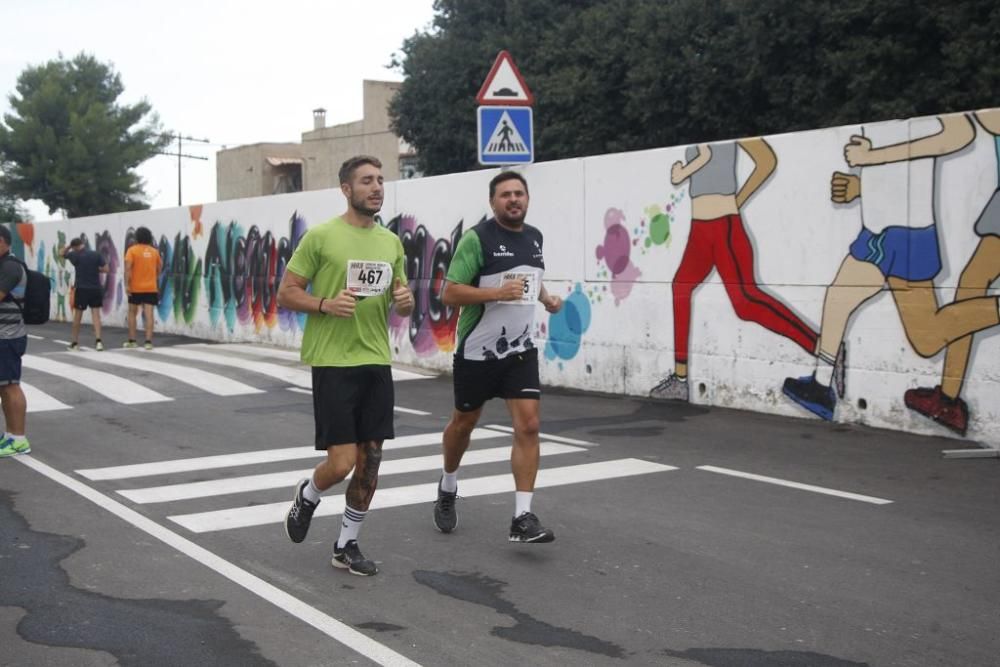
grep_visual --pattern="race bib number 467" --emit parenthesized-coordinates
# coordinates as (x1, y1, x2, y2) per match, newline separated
(346, 260, 393, 297)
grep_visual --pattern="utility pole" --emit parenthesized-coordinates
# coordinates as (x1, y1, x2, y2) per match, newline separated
(158, 133, 209, 206)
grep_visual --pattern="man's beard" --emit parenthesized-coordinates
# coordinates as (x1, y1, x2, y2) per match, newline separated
(496, 207, 525, 227)
(350, 194, 382, 217)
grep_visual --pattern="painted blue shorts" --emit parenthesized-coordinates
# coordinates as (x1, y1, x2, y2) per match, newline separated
(849, 225, 941, 281)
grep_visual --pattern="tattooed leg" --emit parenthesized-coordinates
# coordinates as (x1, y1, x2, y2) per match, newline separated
(346, 440, 384, 511)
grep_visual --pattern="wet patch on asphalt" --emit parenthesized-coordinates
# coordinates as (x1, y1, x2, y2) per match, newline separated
(413, 570, 624, 658)
(0, 490, 275, 666)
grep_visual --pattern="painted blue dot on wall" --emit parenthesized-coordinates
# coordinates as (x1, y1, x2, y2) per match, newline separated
(545, 283, 592, 362)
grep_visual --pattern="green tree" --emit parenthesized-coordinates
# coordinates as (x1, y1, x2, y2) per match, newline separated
(0, 53, 169, 218)
(0, 190, 29, 223)
(390, 0, 1000, 175)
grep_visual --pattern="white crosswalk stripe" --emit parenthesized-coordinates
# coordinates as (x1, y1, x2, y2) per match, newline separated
(169, 459, 676, 533)
(76, 429, 508, 480)
(147, 347, 313, 387)
(21, 382, 72, 412)
(118, 443, 586, 504)
(22, 354, 172, 405)
(182, 343, 436, 382)
(64, 349, 265, 396)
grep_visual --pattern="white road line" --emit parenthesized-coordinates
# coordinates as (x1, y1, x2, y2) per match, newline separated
(21, 382, 72, 412)
(696, 466, 894, 505)
(483, 423, 597, 447)
(119, 443, 584, 504)
(170, 459, 676, 533)
(183, 343, 435, 382)
(285, 386, 431, 415)
(53, 339, 71, 345)
(76, 428, 503, 481)
(66, 350, 264, 396)
(148, 347, 312, 387)
(15, 455, 421, 667)
(22, 355, 172, 405)
(27, 334, 44, 340)
(394, 405, 432, 416)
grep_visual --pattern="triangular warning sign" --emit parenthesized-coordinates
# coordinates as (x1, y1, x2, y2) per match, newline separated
(476, 50, 534, 106)
(483, 110, 529, 155)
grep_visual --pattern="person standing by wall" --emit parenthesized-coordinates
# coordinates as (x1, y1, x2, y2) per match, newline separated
(62, 237, 108, 351)
(0, 226, 29, 458)
(123, 226, 162, 350)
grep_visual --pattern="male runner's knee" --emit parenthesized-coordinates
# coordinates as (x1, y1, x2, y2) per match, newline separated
(515, 414, 540, 439)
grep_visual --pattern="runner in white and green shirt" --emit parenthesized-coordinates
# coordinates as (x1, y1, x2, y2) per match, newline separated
(433, 171, 565, 544)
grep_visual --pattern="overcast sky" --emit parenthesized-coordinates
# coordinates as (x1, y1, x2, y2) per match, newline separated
(0, 0, 437, 220)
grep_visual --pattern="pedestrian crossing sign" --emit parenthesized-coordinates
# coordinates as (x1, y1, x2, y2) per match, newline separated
(477, 106, 533, 165)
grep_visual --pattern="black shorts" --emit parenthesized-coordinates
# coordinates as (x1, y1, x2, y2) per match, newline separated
(0, 336, 27, 384)
(74, 287, 104, 310)
(453, 348, 540, 412)
(128, 292, 159, 306)
(312, 365, 394, 449)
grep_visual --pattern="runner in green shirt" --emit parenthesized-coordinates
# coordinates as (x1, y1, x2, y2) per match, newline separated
(278, 155, 414, 576)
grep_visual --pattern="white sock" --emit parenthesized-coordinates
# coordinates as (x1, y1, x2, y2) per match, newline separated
(337, 506, 367, 547)
(441, 469, 458, 493)
(303, 477, 323, 504)
(814, 349, 835, 385)
(514, 491, 533, 518)
(9, 433, 24, 440)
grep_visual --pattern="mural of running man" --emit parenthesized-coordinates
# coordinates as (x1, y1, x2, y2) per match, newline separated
(783, 113, 1000, 422)
(650, 138, 819, 401)
(904, 109, 1000, 435)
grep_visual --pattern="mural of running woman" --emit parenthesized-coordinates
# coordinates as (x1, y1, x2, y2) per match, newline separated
(650, 138, 819, 401)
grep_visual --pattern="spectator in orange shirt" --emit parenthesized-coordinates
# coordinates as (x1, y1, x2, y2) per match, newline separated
(123, 227, 163, 350)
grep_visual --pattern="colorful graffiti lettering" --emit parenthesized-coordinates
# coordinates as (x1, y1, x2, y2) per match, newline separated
(204, 212, 306, 333)
(385, 214, 465, 355)
(94, 230, 120, 314)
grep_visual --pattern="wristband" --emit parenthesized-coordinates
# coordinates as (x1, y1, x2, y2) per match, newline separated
(318, 297, 326, 314)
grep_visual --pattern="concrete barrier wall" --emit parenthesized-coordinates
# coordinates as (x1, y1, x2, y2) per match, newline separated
(11, 109, 1000, 446)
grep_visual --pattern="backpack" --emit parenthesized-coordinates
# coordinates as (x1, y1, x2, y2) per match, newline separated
(0, 254, 51, 325)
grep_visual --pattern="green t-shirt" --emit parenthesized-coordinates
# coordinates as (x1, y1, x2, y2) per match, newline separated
(286, 217, 407, 367)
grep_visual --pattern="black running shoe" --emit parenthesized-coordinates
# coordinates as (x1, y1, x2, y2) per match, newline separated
(433, 478, 458, 533)
(285, 479, 319, 543)
(509, 511, 555, 543)
(331, 540, 378, 576)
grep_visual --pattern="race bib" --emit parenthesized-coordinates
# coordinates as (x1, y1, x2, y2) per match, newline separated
(500, 271, 539, 305)
(346, 260, 393, 297)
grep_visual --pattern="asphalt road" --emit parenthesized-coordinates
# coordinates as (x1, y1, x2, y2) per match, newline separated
(1, 321, 997, 667)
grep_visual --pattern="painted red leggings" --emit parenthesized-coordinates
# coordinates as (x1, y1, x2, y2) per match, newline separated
(672, 214, 818, 364)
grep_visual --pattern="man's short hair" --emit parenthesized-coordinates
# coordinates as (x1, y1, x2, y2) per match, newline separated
(339, 155, 382, 185)
(70, 237, 84, 248)
(489, 171, 528, 200)
(135, 226, 154, 245)
(0, 226, 11, 245)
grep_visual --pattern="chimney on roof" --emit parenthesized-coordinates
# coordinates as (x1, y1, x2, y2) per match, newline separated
(313, 108, 326, 131)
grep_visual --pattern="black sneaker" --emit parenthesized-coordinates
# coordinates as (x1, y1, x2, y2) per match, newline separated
(284, 479, 319, 543)
(332, 540, 378, 576)
(433, 478, 458, 533)
(509, 511, 555, 543)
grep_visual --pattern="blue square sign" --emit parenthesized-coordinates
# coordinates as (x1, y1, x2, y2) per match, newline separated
(477, 106, 533, 165)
